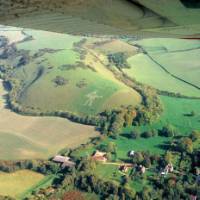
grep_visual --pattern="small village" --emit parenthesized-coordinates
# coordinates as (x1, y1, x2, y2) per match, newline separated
(53, 149, 177, 177)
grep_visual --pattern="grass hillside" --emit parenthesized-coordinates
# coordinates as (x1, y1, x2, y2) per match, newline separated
(1, 27, 141, 116)
(0, 80, 99, 160)
(0, 26, 142, 160)
(123, 38, 200, 97)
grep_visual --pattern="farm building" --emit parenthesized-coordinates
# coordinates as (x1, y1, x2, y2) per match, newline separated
(52, 155, 75, 168)
(119, 165, 128, 173)
(91, 150, 107, 162)
(138, 165, 146, 174)
(128, 150, 135, 157)
(161, 163, 174, 176)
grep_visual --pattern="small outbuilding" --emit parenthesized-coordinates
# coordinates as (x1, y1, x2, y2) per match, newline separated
(119, 165, 128, 173)
(52, 155, 75, 168)
(91, 150, 107, 162)
(128, 150, 135, 157)
(138, 165, 146, 174)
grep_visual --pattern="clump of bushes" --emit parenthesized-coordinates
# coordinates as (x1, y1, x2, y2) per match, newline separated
(107, 52, 130, 69)
(52, 76, 69, 86)
(159, 124, 177, 137)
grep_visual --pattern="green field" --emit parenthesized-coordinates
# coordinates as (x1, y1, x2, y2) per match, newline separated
(0, 27, 143, 160)
(1, 28, 141, 116)
(72, 95, 200, 161)
(0, 80, 99, 160)
(123, 38, 200, 97)
(124, 95, 200, 134)
(0, 170, 46, 199)
(0, 2, 200, 199)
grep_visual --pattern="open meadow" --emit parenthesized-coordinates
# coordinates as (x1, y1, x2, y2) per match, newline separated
(0, 170, 45, 199)
(124, 95, 200, 135)
(123, 38, 200, 97)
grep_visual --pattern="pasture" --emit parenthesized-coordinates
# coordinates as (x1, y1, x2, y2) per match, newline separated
(136, 38, 200, 88)
(123, 38, 200, 97)
(0, 170, 45, 199)
(124, 95, 200, 135)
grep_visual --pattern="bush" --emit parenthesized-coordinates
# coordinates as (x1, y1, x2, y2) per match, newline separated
(130, 130, 140, 139)
(141, 131, 152, 138)
(160, 125, 177, 137)
(190, 130, 200, 141)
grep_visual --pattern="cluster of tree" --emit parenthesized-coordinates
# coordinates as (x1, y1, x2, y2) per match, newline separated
(159, 124, 177, 137)
(131, 151, 160, 168)
(99, 106, 137, 137)
(134, 85, 163, 125)
(158, 90, 200, 100)
(31, 170, 137, 200)
(0, 36, 8, 48)
(15, 54, 30, 68)
(113, 72, 163, 125)
(73, 39, 87, 60)
(149, 173, 199, 200)
(0, 44, 17, 59)
(52, 76, 69, 86)
(130, 128, 158, 139)
(107, 52, 130, 69)
(58, 61, 92, 71)
(0, 160, 60, 175)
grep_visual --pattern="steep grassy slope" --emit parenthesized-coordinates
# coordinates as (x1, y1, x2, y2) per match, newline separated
(0, 27, 141, 116)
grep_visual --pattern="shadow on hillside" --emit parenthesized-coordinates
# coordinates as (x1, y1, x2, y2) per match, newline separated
(155, 141, 171, 151)
(121, 133, 132, 139)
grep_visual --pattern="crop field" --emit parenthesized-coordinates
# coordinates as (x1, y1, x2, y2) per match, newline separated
(0, 80, 99, 160)
(123, 38, 200, 97)
(0, 170, 45, 198)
